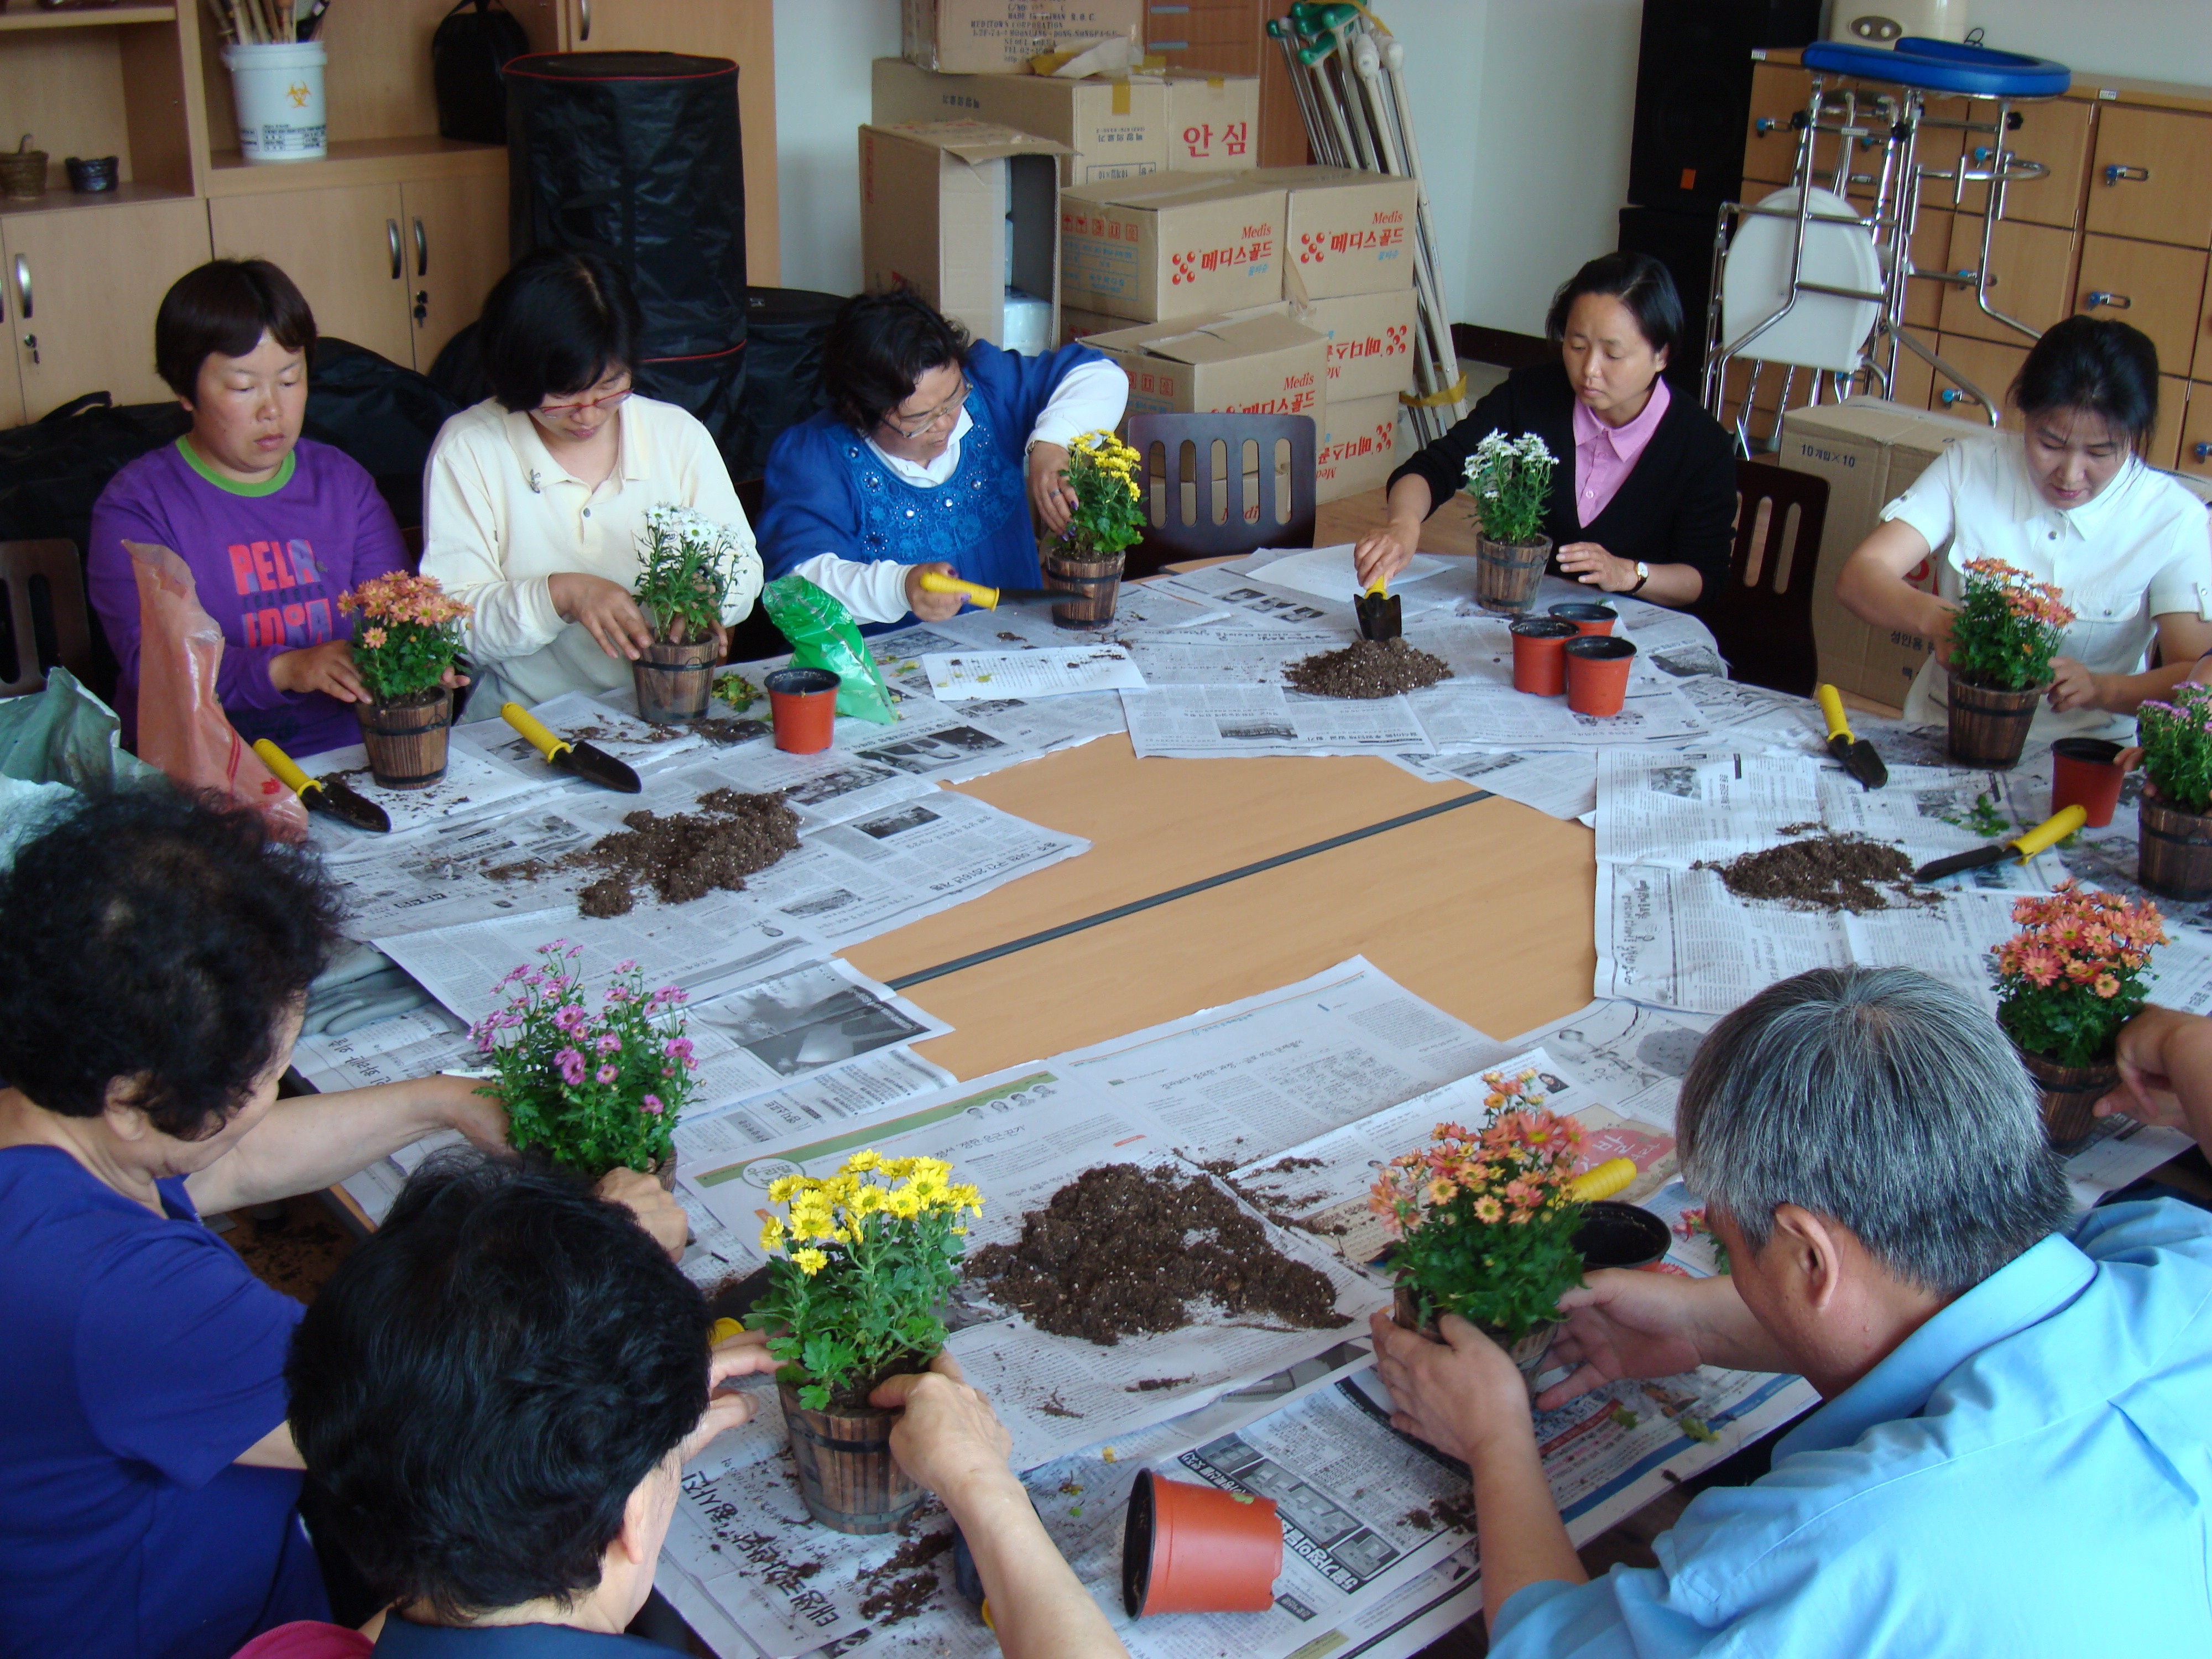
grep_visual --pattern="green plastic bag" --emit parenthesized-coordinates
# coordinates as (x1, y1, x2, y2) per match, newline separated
(760, 574, 899, 725)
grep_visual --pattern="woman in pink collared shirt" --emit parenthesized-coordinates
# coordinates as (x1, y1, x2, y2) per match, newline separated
(1353, 253, 1736, 611)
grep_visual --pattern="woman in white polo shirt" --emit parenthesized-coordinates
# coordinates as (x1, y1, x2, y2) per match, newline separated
(420, 250, 763, 714)
(1838, 316, 2212, 742)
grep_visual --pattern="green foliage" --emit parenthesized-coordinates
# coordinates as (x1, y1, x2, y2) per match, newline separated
(1934, 791, 2011, 838)
(634, 504, 754, 643)
(1461, 432, 1556, 548)
(469, 945, 692, 1179)
(1947, 558, 2073, 692)
(1061, 430, 1147, 557)
(2139, 684, 2212, 814)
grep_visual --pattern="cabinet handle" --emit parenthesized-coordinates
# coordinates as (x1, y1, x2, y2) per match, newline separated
(1753, 116, 1778, 135)
(414, 216, 427, 278)
(2195, 441, 2212, 461)
(578, 0, 589, 39)
(2102, 163, 2150, 185)
(387, 220, 402, 280)
(2084, 290, 2132, 310)
(12, 253, 27, 319)
(1940, 387, 1984, 406)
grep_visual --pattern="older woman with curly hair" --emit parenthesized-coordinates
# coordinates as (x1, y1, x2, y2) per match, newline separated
(0, 792, 680, 1659)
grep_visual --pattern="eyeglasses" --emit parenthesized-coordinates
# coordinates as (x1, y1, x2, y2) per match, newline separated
(534, 383, 633, 419)
(880, 376, 968, 440)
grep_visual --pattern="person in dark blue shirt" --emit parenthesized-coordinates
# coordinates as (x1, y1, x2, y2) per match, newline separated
(0, 794, 669, 1659)
(757, 289, 1126, 627)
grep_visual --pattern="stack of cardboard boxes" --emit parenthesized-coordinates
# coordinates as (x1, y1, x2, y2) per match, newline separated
(862, 8, 1424, 505)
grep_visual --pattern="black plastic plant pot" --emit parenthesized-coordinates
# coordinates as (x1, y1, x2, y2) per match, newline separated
(1572, 1201, 1672, 1270)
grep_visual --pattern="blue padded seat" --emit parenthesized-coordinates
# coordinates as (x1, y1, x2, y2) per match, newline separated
(1802, 36, 2070, 98)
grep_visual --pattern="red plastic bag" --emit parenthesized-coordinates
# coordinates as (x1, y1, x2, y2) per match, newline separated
(127, 540, 309, 843)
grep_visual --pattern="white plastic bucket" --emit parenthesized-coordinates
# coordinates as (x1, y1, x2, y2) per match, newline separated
(223, 42, 328, 164)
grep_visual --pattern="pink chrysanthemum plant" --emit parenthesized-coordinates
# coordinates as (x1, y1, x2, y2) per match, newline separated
(1947, 556, 2075, 693)
(1369, 1067, 1588, 1342)
(469, 942, 696, 1181)
(1991, 882, 2166, 1070)
(2137, 682, 2212, 815)
(336, 571, 471, 702)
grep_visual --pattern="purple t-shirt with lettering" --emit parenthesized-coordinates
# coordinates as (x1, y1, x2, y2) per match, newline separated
(87, 436, 409, 758)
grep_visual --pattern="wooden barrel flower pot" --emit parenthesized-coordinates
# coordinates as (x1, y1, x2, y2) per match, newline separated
(634, 637, 719, 725)
(1474, 534, 1552, 616)
(779, 1382, 925, 1535)
(1043, 546, 1124, 628)
(1945, 676, 2044, 769)
(1392, 1286, 1558, 1396)
(2016, 1049, 2119, 1151)
(355, 687, 451, 789)
(1121, 1469, 1282, 1618)
(2137, 785, 2212, 901)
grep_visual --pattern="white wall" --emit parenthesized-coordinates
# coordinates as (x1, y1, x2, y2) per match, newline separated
(771, 0, 902, 294)
(1967, 0, 2212, 85)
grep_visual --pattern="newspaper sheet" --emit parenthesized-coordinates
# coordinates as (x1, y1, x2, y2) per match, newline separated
(921, 644, 1146, 702)
(1154, 562, 1345, 628)
(1124, 627, 1335, 688)
(312, 805, 600, 939)
(912, 580, 1233, 654)
(1124, 684, 1432, 758)
(456, 688, 736, 774)
(1387, 748, 1597, 821)
(1236, 542, 1452, 605)
(1406, 671, 1715, 751)
(1501, 998, 1719, 1129)
(293, 735, 554, 835)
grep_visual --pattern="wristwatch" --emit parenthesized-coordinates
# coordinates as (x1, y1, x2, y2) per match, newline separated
(1628, 561, 1651, 594)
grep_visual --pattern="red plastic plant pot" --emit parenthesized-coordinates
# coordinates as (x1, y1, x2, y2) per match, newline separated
(765, 666, 839, 754)
(1121, 1469, 1282, 1618)
(1564, 635, 1637, 717)
(2050, 737, 2125, 829)
(1510, 617, 1580, 697)
(1548, 602, 1617, 637)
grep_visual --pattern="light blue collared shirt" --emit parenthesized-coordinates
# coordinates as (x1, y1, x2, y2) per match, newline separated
(1493, 1199, 2212, 1657)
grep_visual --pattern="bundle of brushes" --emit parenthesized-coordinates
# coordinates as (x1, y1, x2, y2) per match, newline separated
(204, 0, 330, 44)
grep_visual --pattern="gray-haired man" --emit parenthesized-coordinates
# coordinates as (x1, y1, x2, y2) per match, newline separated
(1371, 966, 2212, 1657)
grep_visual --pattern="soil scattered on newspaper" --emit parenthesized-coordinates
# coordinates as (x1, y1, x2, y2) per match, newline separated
(1695, 833, 1938, 915)
(968, 1164, 1339, 1343)
(1285, 637, 1452, 699)
(557, 787, 800, 917)
(855, 1528, 953, 1627)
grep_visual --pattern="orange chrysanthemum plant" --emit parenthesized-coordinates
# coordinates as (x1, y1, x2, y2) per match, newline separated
(336, 571, 471, 702)
(1369, 1068, 1587, 1342)
(1992, 881, 2166, 1069)
(1948, 556, 2075, 693)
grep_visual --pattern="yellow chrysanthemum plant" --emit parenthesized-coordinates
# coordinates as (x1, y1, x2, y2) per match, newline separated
(1061, 429, 1148, 559)
(750, 1151, 983, 1412)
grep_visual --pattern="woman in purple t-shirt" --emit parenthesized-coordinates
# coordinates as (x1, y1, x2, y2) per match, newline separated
(86, 259, 456, 759)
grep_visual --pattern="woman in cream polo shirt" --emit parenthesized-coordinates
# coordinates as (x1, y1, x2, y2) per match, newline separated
(1838, 317, 2212, 743)
(421, 250, 762, 714)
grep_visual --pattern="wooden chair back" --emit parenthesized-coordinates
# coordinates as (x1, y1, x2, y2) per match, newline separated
(1706, 461, 1829, 697)
(0, 539, 91, 698)
(1124, 414, 1318, 579)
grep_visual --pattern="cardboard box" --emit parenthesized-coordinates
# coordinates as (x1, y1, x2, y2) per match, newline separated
(1254, 165, 1421, 300)
(1290, 288, 1418, 401)
(1317, 392, 1404, 503)
(1776, 399, 1989, 707)
(871, 58, 1167, 185)
(1084, 311, 1325, 419)
(860, 122, 1070, 352)
(1162, 71, 1261, 172)
(1058, 304, 1125, 345)
(902, 0, 1143, 75)
(1060, 171, 1286, 322)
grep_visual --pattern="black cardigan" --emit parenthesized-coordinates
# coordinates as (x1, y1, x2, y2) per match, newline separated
(1387, 362, 1737, 598)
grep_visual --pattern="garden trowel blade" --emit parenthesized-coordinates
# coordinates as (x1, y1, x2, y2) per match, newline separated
(1354, 589, 1402, 641)
(557, 740, 643, 794)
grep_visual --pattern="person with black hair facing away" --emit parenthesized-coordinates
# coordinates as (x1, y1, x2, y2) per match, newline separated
(0, 791, 686, 1659)
(244, 1153, 1132, 1659)
(756, 288, 1127, 625)
(421, 250, 763, 716)
(85, 259, 459, 757)
(1838, 315, 2212, 742)
(1353, 252, 1734, 610)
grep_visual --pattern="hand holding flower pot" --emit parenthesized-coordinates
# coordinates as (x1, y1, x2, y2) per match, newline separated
(1991, 882, 2167, 1147)
(336, 571, 471, 788)
(1463, 433, 1556, 616)
(468, 943, 694, 1182)
(752, 1151, 983, 1533)
(1943, 558, 2074, 769)
(1046, 430, 1147, 628)
(1370, 1067, 1588, 1391)
(2135, 685, 2212, 899)
(632, 504, 761, 722)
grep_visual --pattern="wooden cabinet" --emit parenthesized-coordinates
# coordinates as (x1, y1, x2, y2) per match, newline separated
(2148, 375, 2188, 470)
(1949, 97, 2093, 228)
(0, 197, 212, 421)
(1932, 332, 2029, 429)
(1743, 62, 1817, 189)
(402, 173, 508, 369)
(509, 0, 780, 285)
(211, 184, 416, 366)
(1940, 213, 2075, 342)
(2086, 106, 2212, 249)
(2177, 384, 2212, 479)
(2075, 233, 2209, 379)
(1902, 207, 1950, 330)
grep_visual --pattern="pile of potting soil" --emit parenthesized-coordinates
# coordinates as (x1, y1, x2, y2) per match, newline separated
(966, 1163, 1339, 1343)
(568, 787, 801, 917)
(1694, 833, 1936, 915)
(1284, 638, 1452, 699)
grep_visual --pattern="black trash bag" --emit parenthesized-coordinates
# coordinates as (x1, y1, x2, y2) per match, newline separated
(636, 344, 748, 479)
(432, 0, 531, 145)
(302, 338, 462, 533)
(427, 319, 493, 409)
(723, 285, 843, 484)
